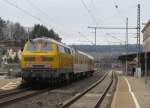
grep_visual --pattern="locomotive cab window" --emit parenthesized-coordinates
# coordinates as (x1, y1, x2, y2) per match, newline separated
(26, 40, 52, 51)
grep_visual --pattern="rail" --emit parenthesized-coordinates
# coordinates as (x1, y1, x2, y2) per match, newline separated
(0, 88, 50, 106)
(60, 71, 115, 108)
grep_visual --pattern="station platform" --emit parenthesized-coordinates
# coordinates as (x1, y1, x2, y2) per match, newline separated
(0, 78, 21, 91)
(111, 71, 150, 108)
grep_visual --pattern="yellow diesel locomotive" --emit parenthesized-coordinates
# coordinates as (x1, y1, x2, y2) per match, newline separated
(21, 37, 94, 83)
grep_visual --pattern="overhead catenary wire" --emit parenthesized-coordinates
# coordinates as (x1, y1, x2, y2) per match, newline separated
(84, 0, 138, 45)
(82, 1, 120, 38)
(81, 0, 99, 26)
(3, 0, 52, 27)
(78, 32, 95, 45)
(80, 0, 107, 40)
(85, 0, 137, 45)
(26, 0, 58, 24)
(112, 0, 126, 24)
(26, 0, 73, 33)
(90, 0, 105, 23)
(3, 0, 82, 44)
(3, 0, 71, 38)
(101, 4, 137, 23)
(26, 0, 94, 45)
(106, 33, 125, 42)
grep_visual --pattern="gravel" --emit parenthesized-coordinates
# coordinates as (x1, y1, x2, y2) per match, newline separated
(2, 71, 105, 108)
(100, 72, 118, 108)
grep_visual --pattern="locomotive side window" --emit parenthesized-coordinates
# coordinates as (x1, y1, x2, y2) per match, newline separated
(64, 48, 71, 54)
(58, 45, 71, 54)
(58, 45, 65, 53)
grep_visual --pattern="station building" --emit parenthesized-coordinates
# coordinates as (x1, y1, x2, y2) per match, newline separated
(142, 20, 150, 52)
(119, 20, 150, 78)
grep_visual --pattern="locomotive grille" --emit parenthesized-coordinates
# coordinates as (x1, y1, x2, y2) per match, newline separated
(41, 57, 54, 61)
(24, 57, 35, 61)
(32, 65, 45, 68)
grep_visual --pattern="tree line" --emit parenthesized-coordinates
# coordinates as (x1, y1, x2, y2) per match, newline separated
(0, 17, 61, 42)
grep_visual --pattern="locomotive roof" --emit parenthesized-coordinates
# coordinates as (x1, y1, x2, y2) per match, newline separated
(31, 37, 73, 50)
(30, 37, 94, 60)
(78, 51, 94, 60)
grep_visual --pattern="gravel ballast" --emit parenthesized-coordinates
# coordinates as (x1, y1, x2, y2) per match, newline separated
(3, 71, 105, 108)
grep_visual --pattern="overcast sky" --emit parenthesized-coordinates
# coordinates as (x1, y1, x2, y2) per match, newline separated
(0, 0, 149, 45)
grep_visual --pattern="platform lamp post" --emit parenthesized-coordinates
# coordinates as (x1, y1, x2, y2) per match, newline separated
(145, 52, 148, 84)
(125, 17, 128, 76)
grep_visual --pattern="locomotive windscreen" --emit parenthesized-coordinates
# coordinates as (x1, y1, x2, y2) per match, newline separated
(26, 40, 52, 51)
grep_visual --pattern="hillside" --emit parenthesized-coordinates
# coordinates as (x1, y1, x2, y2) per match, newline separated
(70, 44, 140, 60)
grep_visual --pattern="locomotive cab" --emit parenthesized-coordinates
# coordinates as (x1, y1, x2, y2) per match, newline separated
(21, 37, 94, 84)
(21, 38, 59, 82)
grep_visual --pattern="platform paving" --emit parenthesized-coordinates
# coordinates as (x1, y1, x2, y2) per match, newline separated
(111, 71, 150, 108)
(0, 78, 21, 90)
(127, 76, 150, 108)
(111, 75, 135, 108)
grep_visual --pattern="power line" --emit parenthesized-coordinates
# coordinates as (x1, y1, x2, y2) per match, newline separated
(26, 0, 93, 44)
(112, 0, 126, 23)
(81, 0, 99, 25)
(26, 0, 78, 38)
(81, 0, 113, 44)
(106, 32, 136, 34)
(88, 26, 137, 29)
(3, 0, 52, 27)
(90, 0, 104, 23)
(27, 0, 99, 45)
(106, 33, 125, 42)
(102, 4, 136, 23)
(81, 0, 117, 45)
(26, 0, 69, 30)
(3, 0, 82, 44)
(78, 32, 95, 45)
(26, 0, 56, 22)
(82, 0, 128, 45)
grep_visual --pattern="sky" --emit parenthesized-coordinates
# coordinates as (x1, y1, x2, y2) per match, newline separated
(0, 0, 149, 45)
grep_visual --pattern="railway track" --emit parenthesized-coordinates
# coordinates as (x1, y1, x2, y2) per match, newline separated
(0, 87, 31, 99)
(0, 71, 107, 107)
(59, 71, 115, 108)
(0, 87, 50, 107)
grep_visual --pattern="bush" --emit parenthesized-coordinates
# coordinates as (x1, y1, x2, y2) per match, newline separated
(14, 55, 19, 63)
(7, 57, 13, 63)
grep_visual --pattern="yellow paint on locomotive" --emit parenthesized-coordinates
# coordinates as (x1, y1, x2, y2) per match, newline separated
(21, 42, 59, 69)
(21, 40, 73, 71)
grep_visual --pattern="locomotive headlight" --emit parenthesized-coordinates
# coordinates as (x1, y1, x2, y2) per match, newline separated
(26, 64, 32, 68)
(49, 64, 52, 68)
(26, 64, 29, 67)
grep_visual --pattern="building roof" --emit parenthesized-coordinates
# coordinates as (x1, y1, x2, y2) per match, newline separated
(118, 52, 150, 62)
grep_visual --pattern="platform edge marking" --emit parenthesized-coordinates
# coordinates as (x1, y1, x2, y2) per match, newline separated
(123, 76, 140, 108)
(0, 82, 14, 89)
